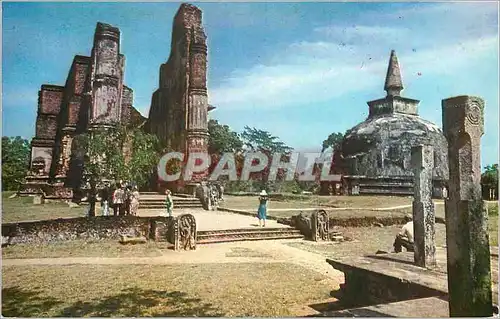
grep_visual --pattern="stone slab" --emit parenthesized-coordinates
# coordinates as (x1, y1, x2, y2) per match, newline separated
(318, 297, 449, 317)
(327, 247, 498, 302)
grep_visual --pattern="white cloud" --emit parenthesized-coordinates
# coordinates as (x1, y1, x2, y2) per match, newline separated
(314, 25, 410, 44)
(209, 1, 498, 110)
(209, 35, 497, 110)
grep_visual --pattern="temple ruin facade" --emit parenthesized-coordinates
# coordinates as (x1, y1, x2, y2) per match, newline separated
(21, 22, 144, 199)
(339, 51, 449, 197)
(146, 3, 215, 192)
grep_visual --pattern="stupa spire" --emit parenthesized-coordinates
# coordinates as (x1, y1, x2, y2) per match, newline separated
(384, 50, 404, 97)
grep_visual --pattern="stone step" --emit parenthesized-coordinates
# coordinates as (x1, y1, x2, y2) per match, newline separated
(359, 182, 413, 188)
(198, 227, 297, 236)
(197, 233, 304, 244)
(140, 204, 203, 209)
(196, 228, 303, 244)
(359, 188, 413, 195)
(141, 199, 200, 203)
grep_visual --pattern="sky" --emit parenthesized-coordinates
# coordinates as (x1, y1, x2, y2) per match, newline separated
(2, 1, 499, 169)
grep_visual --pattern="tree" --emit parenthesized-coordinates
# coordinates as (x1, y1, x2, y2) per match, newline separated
(74, 126, 160, 216)
(241, 126, 293, 154)
(321, 132, 344, 152)
(481, 164, 498, 199)
(2, 136, 30, 191)
(240, 126, 293, 192)
(208, 119, 243, 154)
(127, 129, 161, 188)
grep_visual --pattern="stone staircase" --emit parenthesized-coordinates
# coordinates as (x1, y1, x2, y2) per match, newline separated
(139, 193, 203, 209)
(197, 227, 304, 244)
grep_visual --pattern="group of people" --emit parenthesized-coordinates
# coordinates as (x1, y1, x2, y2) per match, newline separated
(98, 181, 140, 216)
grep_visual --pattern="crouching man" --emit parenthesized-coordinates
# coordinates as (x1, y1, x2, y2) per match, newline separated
(393, 214, 414, 253)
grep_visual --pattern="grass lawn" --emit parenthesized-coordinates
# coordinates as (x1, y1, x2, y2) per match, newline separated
(287, 224, 448, 258)
(2, 239, 168, 259)
(2, 263, 337, 317)
(2, 192, 86, 223)
(222, 194, 414, 211)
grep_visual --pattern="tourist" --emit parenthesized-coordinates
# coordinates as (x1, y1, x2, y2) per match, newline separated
(113, 186, 125, 216)
(130, 186, 140, 216)
(87, 187, 97, 217)
(100, 183, 111, 216)
(124, 185, 132, 215)
(216, 182, 224, 202)
(393, 214, 414, 253)
(165, 189, 173, 217)
(257, 190, 269, 227)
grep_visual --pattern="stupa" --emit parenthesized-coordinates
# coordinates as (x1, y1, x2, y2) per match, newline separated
(339, 50, 448, 196)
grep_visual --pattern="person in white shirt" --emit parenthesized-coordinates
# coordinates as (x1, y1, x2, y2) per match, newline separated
(393, 214, 414, 253)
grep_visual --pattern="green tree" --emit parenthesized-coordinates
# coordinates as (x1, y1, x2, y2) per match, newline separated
(321, 132, 344, 152)
(241, 126, 293, 153)
(2, 136, 30, 191)
(208, 119, 243, 154)
(74, 126, 160, 216)
(240, 126, 293, 192)
(481, 164, 498, 199)
(127, 129, 161, 188)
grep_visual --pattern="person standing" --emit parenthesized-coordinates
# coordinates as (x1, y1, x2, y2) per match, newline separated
(257, 190, 269, 227)
(165, 189, 174, 217)
(113, 186, 124, 216)
(124, 185, 132, 215)
(100, 183, 110, 216)
(130, 186, 140, 216)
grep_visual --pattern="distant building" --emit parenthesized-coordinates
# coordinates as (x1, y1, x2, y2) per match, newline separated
(338, 50, 449, 197)
(20, 22, 145, 199)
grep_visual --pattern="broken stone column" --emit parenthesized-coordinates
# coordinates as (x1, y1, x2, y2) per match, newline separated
(411, 145, 436, 268)
(442, 95, 492, 317)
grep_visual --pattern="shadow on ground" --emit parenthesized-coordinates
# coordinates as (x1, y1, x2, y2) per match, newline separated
(2, 286, 224, 317)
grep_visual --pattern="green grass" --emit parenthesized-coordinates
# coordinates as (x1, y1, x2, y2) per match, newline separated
(2, 263, 337, 317)
(2, 192, 86, 223)
(2, 240, 167, 259)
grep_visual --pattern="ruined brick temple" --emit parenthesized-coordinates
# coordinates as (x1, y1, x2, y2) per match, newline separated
(339, 51, 449, 196)
(145, 3, 215, 193)
(21, 22, 145, 199)
(22, 3, 213, 198)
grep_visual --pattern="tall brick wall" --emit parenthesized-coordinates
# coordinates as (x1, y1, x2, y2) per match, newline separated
(147, 3, 212, 185)
(24, 21, 136, 196)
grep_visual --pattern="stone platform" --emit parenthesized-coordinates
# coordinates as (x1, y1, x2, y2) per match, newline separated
(326, 247, 498, 311)
(312, 297, 449, 317)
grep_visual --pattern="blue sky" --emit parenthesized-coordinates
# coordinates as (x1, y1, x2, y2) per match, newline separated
(2, 2, 499, 168)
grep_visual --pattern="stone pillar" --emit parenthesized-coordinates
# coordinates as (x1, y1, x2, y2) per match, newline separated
(442, 95, 492, 316)
(311, 210, 329, 241)
(89, 22, 122, 128)
(411, 145, 436, 268)
(186, 21, 209, 183)
(173, 214, 197, 251)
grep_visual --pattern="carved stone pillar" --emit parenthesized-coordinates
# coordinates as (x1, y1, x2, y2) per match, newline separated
(311, 210, 329, 241)
(411, 144, 436, 268)
(442, 95, 492, 316)
(173, 214, 197, 251)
